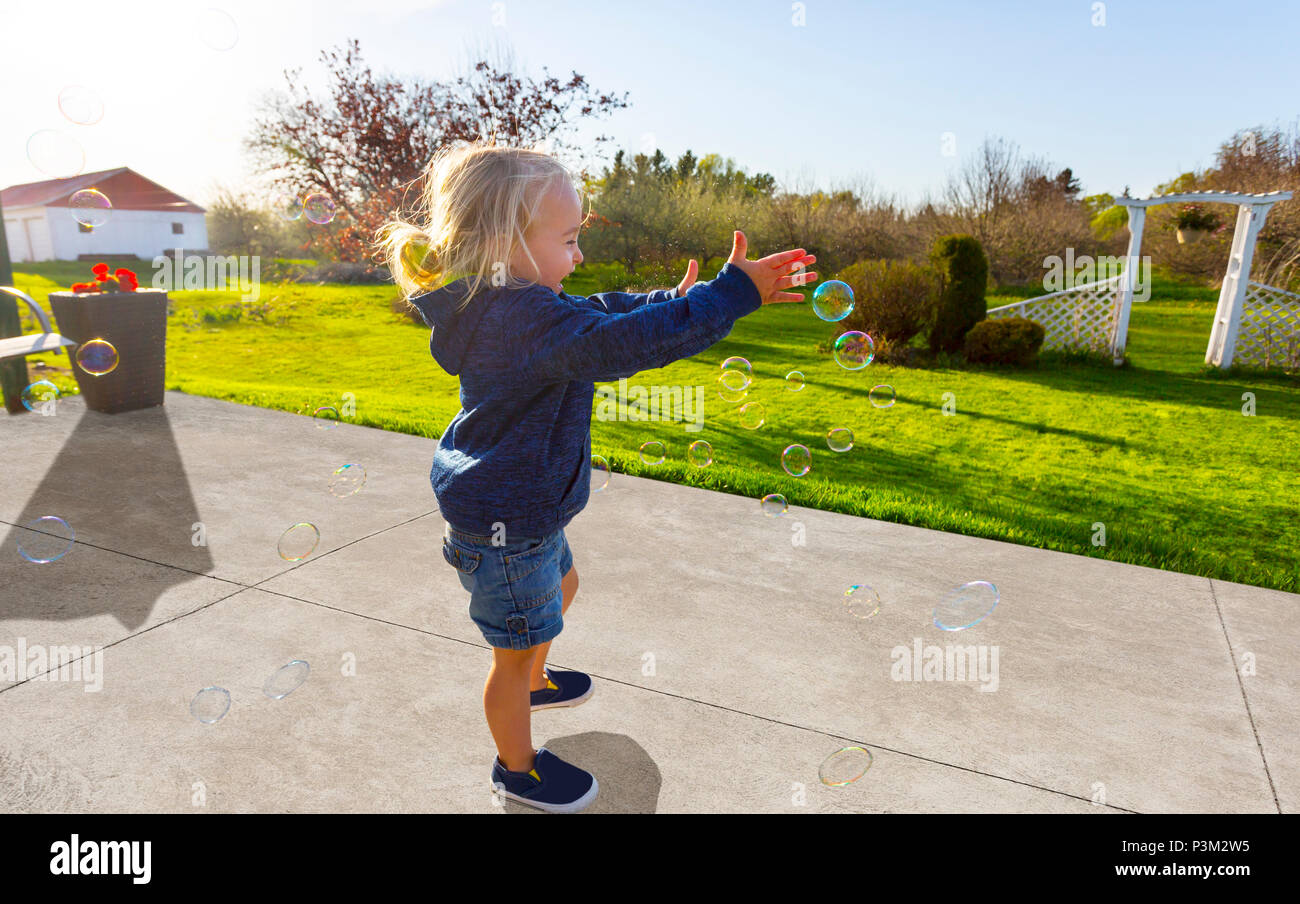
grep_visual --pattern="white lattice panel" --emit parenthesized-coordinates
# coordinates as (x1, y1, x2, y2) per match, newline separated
(986, 276, 1121, 354)
(1236, 282, 1300, 370)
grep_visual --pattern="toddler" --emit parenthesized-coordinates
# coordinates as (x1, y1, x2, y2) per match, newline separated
(376, 141, 818, 813)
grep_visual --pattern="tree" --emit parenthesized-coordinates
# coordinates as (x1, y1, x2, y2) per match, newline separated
(245, 39, 629, 262)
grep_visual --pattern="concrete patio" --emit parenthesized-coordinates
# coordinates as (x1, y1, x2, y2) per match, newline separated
(0, 390, 1294, 813)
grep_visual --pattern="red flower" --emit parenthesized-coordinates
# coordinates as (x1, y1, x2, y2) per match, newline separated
(91, 263, 109, 278)
(71, 282, 94, 292)
(115, 268, 139, 291)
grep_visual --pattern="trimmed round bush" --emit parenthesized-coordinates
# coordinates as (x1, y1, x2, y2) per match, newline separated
(964, 318, 1046, 365)
(836, 258, 939, 346)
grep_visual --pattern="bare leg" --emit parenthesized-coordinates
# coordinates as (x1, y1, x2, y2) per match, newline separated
(484, 645, 539, 773)
(529, 565, 578, 691)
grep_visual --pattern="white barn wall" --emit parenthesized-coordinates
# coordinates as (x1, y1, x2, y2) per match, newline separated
(45, 208, 208, 261)
(3, 205, 54, 262)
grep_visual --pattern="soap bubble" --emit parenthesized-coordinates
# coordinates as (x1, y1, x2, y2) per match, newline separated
(833, 331, 874, 370)
(328, 464, 366, 497)
(275, 193, 304, 221)
(278, 523, 320, 561)
(759, 493, 788, 516)
(26, 129, 84, 179)
(263, 660, 310, 699)
(717, 374, 748, 404)
(719, 369, 750, 393)
(70, 189, 112, 228)
(639, 441, 665, 465)
(76, 339, 118, 375)
(303, 192, 337, 225)
(687, 440, 713, 467)
(198, 7, 239, 51)
(811, 280, 854, 322)
(785, 370, 805, 391)
(591, 455, 610, 492)
(781, 444, 811, 477)
(844, 584, 881, 619)
(313, 406, 339, 429)
(16, 516, 75, 564)
(720, 356, 752, 390)
(57, 85, 104, 125)
(738, 402, 765, 429)
(934, 581, 1000, 631)
(190, 686, 231, 724)
(869, 384, 896, 408)
(21, 380, 59, 412)
(826, 427, 854, 452)
(819, 746, 873, 786)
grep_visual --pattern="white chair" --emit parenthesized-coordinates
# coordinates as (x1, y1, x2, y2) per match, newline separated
(0, 286, 77, 362)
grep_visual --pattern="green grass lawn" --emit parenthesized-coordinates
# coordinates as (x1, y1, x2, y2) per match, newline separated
(7, 261, 1299, 593)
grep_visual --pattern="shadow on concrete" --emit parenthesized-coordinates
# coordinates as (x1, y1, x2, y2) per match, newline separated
(499, 732, 662, 814)
(0, 405, 213, 631)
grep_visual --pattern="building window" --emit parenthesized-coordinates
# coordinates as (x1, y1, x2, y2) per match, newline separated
(172, 222, 184, 234)
(78, 222, 93, 233)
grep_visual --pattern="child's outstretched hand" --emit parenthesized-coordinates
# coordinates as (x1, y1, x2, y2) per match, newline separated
(725, 231, 819, 304)
(674, 259, 699, 297)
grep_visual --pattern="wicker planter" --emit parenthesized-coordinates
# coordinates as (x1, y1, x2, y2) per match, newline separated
(1176, 226, 1209, 245)
(48, 288, 167, 414)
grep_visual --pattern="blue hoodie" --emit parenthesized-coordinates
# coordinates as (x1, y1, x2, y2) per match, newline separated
(407, 262, 762, 540)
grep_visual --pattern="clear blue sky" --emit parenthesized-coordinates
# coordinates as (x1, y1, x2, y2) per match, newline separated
(3, 0, 1298, 210)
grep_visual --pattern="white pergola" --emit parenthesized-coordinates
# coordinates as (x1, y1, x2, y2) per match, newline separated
(987, 189, 1298, 369)
(1113, 190, 1292, 367)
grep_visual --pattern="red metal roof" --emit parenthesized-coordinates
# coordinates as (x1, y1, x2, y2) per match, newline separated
(1, 167, 205, 213)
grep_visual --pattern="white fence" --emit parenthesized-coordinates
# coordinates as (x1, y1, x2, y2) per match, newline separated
(1235, 281, 1300, 370)
(985, 275, 1123, 356)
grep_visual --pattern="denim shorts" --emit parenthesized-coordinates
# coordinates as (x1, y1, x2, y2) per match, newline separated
(442, 523, 573, 651)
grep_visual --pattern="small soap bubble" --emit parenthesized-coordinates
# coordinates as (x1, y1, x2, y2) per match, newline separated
(638, 441, 665, 465)
(278, 523, 320, 561)
(781, 444, 811, 477)
(738, 401, 765, 429)
(785, 370, 805, 392)
(833, 331, 874, 370)
(190, 686, 231, 724)
(313, 406, 340, 429)
(263, 660, 310, 699)
(687, 440, 713, 467)
(16, 516, 75, 564)
(70, 189, 112, 228)
(26, 129, 85, 179)
(827, 427, 854, 452)
(591, 455, 610, 492)
(934, 581, 1000, 631)
(719, 369, 750, 393)
(303, 192, 337, 225)
(844, 584, 881, 619)
(869, 384, 896, 408)
(329, 464, 366, 497)
(57, 85, 105, 125)
(718, 374, 748, 404)
(819, 746, 873, 786)
(275, 192, 304, 221)
(759, 493, 788, 516)
(76, 339, 118, 376)
(811, 280, 854, 322)
(21, 380, 59, 412)
(198, 7, 239, 50)
(720, 356, 752, 390)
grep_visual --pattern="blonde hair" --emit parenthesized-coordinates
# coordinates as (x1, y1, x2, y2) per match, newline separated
(375, 140, 577, 313)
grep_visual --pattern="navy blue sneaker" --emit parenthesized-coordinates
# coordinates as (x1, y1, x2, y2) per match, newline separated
(530, 667, 594, 711)
(490, 747, 598, 813)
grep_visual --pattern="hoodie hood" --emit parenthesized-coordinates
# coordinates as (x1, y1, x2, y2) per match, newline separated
(407, 277, 494, 377)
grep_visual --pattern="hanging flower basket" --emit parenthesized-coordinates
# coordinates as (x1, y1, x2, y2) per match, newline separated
(1175, 204, 1220, 245)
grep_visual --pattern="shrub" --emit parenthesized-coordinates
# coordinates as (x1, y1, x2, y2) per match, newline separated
(835, 258, 939, 346)
(964, 317, 1045, 365)
(929, 234, 989, 354)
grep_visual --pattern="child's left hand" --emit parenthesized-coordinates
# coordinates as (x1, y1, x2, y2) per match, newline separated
(674, 259, 699, 297)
